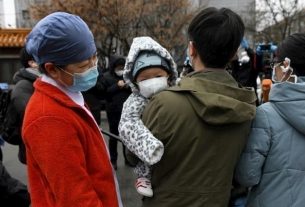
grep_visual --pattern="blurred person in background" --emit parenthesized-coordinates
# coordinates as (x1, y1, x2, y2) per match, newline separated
(0, 83, 31, 206)
(227, 39, 259, 105)
(100, 55, 131, 169)
(82, 66, 105, 125)
(2, 47, 40, 164)
(236, 33, 305, 207)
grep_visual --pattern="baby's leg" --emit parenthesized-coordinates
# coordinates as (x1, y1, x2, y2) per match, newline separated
(134, 161, 151, 179)
(134, 161, 153, 197)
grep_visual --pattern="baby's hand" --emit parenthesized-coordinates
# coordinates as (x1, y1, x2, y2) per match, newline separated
(117, 80, 125, 88)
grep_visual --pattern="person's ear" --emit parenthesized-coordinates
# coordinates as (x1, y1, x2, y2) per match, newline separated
(44, 62, 60, 79)
(188, 41, 197, 58)
(28, 60, 38, 69)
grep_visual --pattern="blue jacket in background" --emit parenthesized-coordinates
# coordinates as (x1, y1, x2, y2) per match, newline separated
(236, 77, 305, 207)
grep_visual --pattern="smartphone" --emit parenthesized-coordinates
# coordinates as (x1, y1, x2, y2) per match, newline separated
(0, 83, 9, 91)
(259, 44, 271, 51)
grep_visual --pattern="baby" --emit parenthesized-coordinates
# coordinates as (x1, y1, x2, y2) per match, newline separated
(119, 36, 177, 197)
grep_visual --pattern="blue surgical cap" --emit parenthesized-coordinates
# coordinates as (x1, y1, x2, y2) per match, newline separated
(26, 12, 96, 65)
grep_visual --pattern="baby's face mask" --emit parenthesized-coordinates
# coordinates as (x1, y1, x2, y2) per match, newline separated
(138, 76, 169, 98)
(134, 67, 170, 98)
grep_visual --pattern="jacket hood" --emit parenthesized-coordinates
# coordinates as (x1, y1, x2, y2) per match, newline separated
(123, 36, 178, 94)
(269, 77, 305, 134)
(13, 68, 39, 84)
(169, 70, 256, 125)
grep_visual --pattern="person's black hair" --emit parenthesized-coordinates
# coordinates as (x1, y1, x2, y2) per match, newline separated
(113, 58, 125, 69)
(187, 7, 245, 68)
(277, 33, 305, 76)
(19, 47, 34, 68)
(39, 64, 47, 74)
(109, 55, 125, 70)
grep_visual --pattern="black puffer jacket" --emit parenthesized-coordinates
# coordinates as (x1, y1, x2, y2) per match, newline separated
(6, 68, 38, 164)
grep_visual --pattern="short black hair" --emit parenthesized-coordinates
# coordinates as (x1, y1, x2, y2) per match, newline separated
(187, 7, 245, 68)
(39, 64, 47, 74)
(113, 58, 126, 69)
(109, 55, 125, 70)
(277, 33, 305, 76)
(19, 47, 34, 68)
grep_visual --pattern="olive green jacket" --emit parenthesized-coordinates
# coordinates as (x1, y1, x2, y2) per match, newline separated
(141, 70, 256, 207)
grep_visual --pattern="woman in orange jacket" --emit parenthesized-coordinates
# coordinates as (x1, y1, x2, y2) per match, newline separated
(22, 12, 122, 207)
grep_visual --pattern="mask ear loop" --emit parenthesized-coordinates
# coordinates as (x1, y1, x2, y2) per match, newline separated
(56, 66, 74, 77)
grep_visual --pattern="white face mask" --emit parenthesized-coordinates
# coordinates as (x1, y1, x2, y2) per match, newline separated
(138, 77, 168, 98)
(115, 70, 124, 77)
